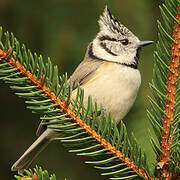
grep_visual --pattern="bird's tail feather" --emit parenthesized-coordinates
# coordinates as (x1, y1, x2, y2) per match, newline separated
(11, 129, 56, 174)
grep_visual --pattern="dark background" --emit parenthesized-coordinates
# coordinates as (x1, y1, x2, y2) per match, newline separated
(0, 0, 161, 179)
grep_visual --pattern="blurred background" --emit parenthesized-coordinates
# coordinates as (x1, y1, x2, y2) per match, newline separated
(0, 0, 162, 179)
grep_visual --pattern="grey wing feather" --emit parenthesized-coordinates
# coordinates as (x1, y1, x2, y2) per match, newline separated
(71, 58, 103, 90)
(36, 58, 103, 137)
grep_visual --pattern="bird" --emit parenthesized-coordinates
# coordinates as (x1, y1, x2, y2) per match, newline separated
(11, 6, 153, 173)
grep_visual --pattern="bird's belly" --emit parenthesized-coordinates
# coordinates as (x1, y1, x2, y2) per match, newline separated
(72, 63, 141, 123)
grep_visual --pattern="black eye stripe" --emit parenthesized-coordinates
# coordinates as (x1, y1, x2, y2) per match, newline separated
(99, 35, 117, 42)
(99, 36, 129, 45)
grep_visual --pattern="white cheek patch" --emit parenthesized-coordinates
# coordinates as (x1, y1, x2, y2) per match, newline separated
(93, 39, 136, 65)
(114, 45, 120, 53)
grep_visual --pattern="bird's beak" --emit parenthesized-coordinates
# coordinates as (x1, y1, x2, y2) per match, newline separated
(139, 41, 153, 47)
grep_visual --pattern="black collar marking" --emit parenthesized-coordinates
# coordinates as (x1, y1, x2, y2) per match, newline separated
(121, 63, 137, 69)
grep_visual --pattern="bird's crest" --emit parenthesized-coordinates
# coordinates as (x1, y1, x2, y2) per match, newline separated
(98, 6, 131, 36)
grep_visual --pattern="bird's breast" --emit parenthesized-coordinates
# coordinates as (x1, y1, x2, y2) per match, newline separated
(72, 62, 141, 123)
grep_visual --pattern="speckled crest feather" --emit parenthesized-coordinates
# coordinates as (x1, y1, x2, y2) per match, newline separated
(98, 6, 131, 36)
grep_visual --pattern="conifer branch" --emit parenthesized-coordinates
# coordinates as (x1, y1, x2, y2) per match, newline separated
(148, 0, 180, 179)
(15, 166, 56, 180)
(157, 3, 180, 178)
(0, 29, 151, 179)
(0, 48, 150, 180)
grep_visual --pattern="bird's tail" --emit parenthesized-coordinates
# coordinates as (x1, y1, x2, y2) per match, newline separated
(11, 128, 57, 174)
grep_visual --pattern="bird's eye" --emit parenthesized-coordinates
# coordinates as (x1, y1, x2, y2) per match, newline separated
(120, 39, 129, 45)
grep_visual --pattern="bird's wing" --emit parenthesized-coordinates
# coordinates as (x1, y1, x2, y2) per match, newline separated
(36, 59, 103, 137)
(71, 59, 104, 90)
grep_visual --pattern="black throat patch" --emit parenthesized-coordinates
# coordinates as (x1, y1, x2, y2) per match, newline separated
(134, 47, 141, 65)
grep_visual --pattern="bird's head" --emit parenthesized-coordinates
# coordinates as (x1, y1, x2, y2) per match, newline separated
(89, 6, 153, 68)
